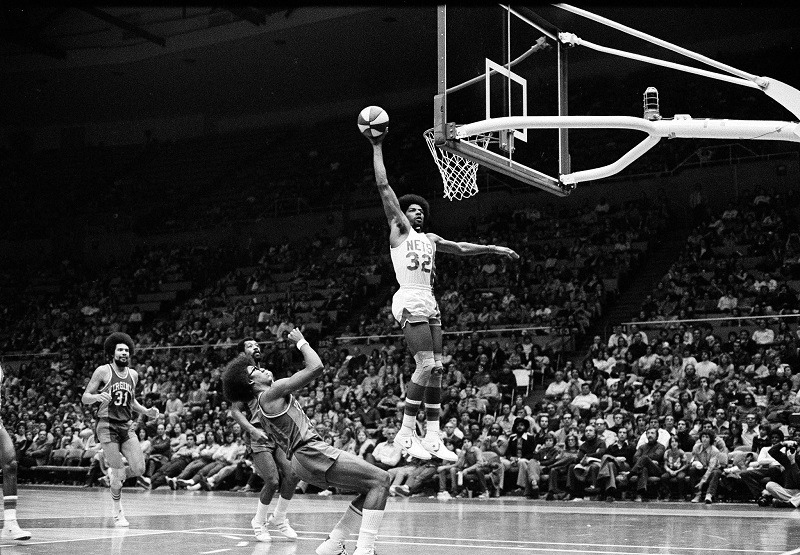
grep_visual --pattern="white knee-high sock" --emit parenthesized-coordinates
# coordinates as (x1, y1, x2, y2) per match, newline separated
(355, 508, 384, 549)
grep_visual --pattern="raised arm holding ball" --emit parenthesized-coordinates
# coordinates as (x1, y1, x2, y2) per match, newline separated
(359, 106, 518, 463)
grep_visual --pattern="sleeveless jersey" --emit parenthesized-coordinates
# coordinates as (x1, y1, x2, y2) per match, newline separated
(247, 395, 263, 427)
(390, 227, 436, 291)
(256, 393, 321, 459)
(96, 365, 136, 422)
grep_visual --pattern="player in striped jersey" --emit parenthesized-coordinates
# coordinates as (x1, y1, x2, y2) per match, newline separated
(82, 332, 159, 527)
(0, 363, 30, 541)
(367, 130, 518, 463)
(222, 328, 390, 555)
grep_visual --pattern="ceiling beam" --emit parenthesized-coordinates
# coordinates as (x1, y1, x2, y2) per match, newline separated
(226, 7, 266, 26)
(79, 7, 166, 47)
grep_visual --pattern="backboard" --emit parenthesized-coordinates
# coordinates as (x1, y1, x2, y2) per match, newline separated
(432, 5, 572, 197)
(430, 4, 800, 199)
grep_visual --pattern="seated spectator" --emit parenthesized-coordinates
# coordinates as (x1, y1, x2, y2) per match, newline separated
(437, 436, 490, 499)
(595, 427, 635, 500)
(544, 370, 570, 402)
(624, 427, 666, 501)
(689, 430, 723, 504)
(501, 418, 538, 497)
(367, 425, 403, 471)
(566, 424, 606, 500)
(762, 440, 800, 507)
(660, 435, 690, 500)
(741, 428, 785, 502)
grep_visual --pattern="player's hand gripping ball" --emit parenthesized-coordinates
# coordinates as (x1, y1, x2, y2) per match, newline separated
(357, 106, 389, 143)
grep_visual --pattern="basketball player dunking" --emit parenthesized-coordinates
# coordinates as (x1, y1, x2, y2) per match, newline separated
(366, 131, 519, 462)
(0, 363, 30, 541)
(222, 328, 390, 555)
(82, 332, 159, 527)
(230, 338, 300, 542)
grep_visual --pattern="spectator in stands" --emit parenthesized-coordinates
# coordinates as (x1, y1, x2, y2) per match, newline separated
(146, 432, 200, 490)
(595, 426, 635, 500)
(438, 436, 490, 499)
(625, 427, 666, 501)
(368, 425, 403, 471)
(502, 418, 538, 497)
(544, 370, 570, 403)
(752, 320, 776, 345)
(689, 429, 722, 505)
(22, 429, 53, 469)
(661, 435, 690, 500)
(566, 424, 606, 501)
(762, 440, 800, 507)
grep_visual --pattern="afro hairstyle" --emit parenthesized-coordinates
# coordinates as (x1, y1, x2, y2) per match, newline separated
(104, 332, 135, 360)
(222, 353, 256, 405)
(398, 194, 430, 227)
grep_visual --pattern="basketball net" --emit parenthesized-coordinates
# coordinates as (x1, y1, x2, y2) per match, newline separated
(424, 128, 490, 201)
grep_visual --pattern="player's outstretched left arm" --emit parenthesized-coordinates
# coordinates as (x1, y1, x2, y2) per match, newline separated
(129, 370, 160, 419)
(262, 328, 324, 402)
(427, 233, 519, 259)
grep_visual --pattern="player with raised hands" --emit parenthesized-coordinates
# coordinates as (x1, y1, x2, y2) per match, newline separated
(222, 328, 390, 555)
(363, 110, 519, 463)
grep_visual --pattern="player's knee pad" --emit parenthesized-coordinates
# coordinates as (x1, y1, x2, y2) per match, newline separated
(412, 351, 435, 385)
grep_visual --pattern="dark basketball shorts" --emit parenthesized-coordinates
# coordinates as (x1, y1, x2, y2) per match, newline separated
(249, 428, 278, 454)
(95, 419, 137, 446)
(290, 439, 341, 488)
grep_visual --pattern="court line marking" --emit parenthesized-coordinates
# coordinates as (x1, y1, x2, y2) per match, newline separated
(199, 550, 231, 554)
(300, 537, 782, 555)
(779, 548, 800, 555)
(0, 527, 212, 548)
(210, 527, 784, 553)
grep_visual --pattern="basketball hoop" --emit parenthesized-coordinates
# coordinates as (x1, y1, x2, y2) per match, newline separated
(424, 128, 490, 201)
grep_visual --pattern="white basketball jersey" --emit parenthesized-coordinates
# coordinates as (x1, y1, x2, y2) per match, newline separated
(390, 228, 435, 290)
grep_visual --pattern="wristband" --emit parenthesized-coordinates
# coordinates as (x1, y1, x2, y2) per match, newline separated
(296, 339, 309, 351)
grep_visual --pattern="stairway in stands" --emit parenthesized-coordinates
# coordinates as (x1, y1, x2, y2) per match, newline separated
(568, 224, 690, 363)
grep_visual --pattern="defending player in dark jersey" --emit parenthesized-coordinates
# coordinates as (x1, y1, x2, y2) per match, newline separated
(81, 332, 159, 527)
(0, 363, 30, 541)
(223, 328, 390, 555)
(365, 127, 518, 462)
(230, 338, 300, 542)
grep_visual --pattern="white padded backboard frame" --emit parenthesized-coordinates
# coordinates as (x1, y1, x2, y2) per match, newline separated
(432, 3, 800, 195)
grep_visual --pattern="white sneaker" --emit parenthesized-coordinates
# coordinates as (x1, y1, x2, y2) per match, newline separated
(254, 528, 272, 543)
(316, 536, 348, 555)
(353, 547, 376, 555)
(395, 432, 431, 461)
(478, 491, 490, 499)
(317, 489, 333, 496)
(268, 515, 298, 540)
(1, 522, 31, 540)
(113, 511, 130, 527)
(436, 491, 452, 500)
(187, 483, 202, 491)
(251, 516, 264, 536)
(421, 436, 457, 462)
(391, 484, 411, 497)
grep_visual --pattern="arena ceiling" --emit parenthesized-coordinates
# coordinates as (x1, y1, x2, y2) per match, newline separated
(1, 6, 800, 129)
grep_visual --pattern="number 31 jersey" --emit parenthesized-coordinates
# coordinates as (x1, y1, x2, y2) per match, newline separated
(96, 364, 135, 422)
(390, 227, 436, 291)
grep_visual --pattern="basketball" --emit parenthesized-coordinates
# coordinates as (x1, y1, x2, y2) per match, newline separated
(357, 106, 389, 141)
